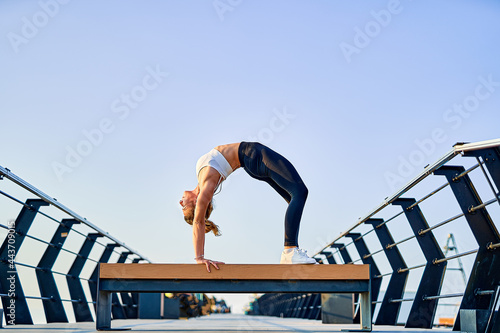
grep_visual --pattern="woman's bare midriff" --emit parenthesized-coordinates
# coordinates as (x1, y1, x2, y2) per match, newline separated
(214, 143, 241, 171)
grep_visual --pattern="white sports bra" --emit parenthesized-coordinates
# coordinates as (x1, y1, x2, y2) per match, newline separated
(196, 149, 234, 194)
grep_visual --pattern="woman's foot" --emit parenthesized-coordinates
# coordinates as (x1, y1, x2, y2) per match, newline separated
(280, 247, 318, 264)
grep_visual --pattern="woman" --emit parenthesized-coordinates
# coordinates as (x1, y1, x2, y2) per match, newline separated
(180, 142, 316, 272)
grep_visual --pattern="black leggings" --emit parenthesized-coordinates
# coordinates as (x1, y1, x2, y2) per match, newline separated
(238, 142, 308, 247)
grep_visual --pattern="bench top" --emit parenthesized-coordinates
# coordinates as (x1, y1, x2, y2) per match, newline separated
(99, 263, 370, 280)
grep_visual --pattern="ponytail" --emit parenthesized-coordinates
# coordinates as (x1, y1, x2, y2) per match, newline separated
(205, 219, 221, 236)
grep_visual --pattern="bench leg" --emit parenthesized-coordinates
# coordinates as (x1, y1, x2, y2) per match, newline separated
(96, 290, 112, 331)
(341, 291, 372, 332)
(359, 291, 372, 332)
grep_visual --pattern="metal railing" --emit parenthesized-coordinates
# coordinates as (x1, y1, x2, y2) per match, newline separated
(325, 139, 500, 246)
(0, 165, 151, 325)
(253, 138, 500, 332)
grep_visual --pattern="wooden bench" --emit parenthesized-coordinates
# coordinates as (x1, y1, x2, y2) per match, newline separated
(96, 263, 372, 331)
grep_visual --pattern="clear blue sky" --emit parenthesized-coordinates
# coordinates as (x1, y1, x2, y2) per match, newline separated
(1, 0, 500, 316)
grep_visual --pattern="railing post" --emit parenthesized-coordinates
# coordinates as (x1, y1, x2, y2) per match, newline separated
(435, 165, 500, 332)
(287, 295, 295, 317)
(308, 293, 321, 320)
(66, 232, 103, 322)
(297, 294, 308, 318)
(280, 295, 288, 317)
(292, 294, 305, 318)
(393, 198, 446, 329)
(0, 198, 49, 325)
(330, 243, 353, 264)
(89, 244, 120, 309)
(268, 294, 278, 317)
(320, 251, 336, 264)
(36, 218, 79, 323)
(288, 294, 300, 318)
(302, 294, 315, 318)
(365, 218, 408, 325)
(463, 147, 500, 192)
(346, 232, 381, 322)
(293, 295, 302, 318)
(113, 251, 132, 319)
(281, 295, 291, 317)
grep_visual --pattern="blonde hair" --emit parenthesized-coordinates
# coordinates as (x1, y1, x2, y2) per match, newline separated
(183, 201, 221, 236)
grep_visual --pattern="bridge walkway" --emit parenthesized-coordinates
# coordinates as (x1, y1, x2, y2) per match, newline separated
(5, 313, 452, 333)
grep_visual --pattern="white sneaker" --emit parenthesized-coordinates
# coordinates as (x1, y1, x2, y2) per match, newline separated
(280, 248, 318, 264)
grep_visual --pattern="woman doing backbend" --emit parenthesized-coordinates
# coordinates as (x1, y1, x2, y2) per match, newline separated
(180, 142, 316, 272)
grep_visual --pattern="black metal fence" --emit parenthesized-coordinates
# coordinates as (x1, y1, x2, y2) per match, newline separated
(254, 139, 500, 332)
(0, 165, 150, 325)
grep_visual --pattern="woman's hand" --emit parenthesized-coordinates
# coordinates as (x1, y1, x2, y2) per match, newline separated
(196, 258, 224, 272)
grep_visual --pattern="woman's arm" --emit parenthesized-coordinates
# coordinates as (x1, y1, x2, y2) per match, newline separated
(192, 190, 210, 258)
(192, 188, 224, 272)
